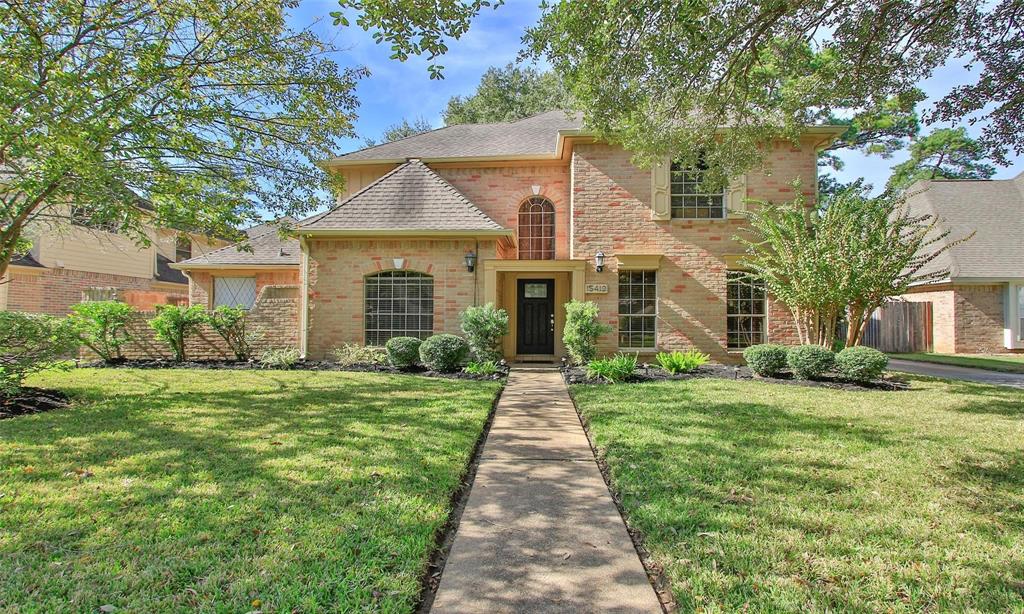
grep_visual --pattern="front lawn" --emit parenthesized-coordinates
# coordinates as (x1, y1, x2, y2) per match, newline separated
(572, 378, 1024, 612)
(1, 368, 500, 612)
(891, 352, 1024, 374)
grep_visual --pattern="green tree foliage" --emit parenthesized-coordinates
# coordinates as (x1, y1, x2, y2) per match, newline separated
(887, 128, 996, 192)
(69, 301, 135, 362)
(443, 64, 571, 125)
(332, 0, 502, 80)
(739, 184, 969, 348)
(203, 306, 260, 361)
(522, 1, 1021, 182)
(0, 311, 77, 395)
(149, 305, 206, 362)
(1, 0, 367, 279)
(364, 117, 434, 147)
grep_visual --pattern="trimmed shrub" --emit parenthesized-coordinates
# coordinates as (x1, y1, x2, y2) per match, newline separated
(332, 343, 387, 367)
(149, 304, 205, 361)
(203, 305, 261, 360)
(69, 300, 135, 362)
(464, 360, 499, 376)
(586, 353, 638, 383)
(0, 311, 77, 395)
(787, 345, 836, 380)
(656, 350, 709, 374)
(460, 303, 509, 362)
(419, 334, 469, 372)
(259, 348, 300, 369)
(386, 336, 422, 369)
(835, 346, 889, 382)
(563, 300, 613, 365)
(742, 344, 789, 377)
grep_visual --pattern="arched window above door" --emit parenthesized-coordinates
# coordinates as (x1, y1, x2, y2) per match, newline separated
(518, 196, 555, 260)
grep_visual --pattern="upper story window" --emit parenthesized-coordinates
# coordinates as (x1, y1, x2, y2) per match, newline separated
(364, 271, 434, 346)
(670, 161, 725, 219)
(175, 236, 192, 262)
(518, 196, 555, 260)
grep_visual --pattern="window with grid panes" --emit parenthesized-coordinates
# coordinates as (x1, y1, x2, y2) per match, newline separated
(670, 160, 726, 219)
(727, 271, 767, 349)
(518, 196, 555, 259)
(618, 270, 657, 349)
(364, 271, 434, 345)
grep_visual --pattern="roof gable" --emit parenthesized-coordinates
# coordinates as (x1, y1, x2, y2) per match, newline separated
(300, 159, 505, 233)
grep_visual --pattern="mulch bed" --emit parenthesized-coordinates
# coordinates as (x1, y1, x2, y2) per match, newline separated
(78, 359, 509, 382)
(563, 363, 910, 391)
(0, 387, 70, 420)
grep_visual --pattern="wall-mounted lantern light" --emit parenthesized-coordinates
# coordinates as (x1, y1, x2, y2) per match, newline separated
(464, 250, 478, 273)
(595, 251, 606, 273)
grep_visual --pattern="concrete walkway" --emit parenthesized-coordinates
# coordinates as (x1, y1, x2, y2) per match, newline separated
(431, 368, 661, 613)
(888, 358, 1024, 389)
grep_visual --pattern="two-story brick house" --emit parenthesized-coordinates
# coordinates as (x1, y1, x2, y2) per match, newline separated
(176, 111, 843, 362)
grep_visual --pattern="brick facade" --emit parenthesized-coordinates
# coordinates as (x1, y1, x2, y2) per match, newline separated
(902, 283, 1009, 354)
(188, 269, 300, 308)
(304, 238, 496, 359)
(570, 140, 816, 362)
(80, 286, 300, 361)
(2, 266, 186, 316)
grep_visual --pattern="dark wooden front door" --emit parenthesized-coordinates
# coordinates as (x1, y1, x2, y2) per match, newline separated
(517, 279, 555, 355)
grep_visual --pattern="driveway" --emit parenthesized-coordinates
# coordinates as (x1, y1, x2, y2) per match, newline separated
(888, 358, 1024, 389)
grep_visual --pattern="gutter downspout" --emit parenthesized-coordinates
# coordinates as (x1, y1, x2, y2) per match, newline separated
(299, 234, 310, 358)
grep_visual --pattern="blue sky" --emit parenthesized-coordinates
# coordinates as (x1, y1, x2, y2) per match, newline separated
(291, 0, 1021, 191)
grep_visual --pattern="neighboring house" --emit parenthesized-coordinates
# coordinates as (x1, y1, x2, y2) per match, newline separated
(898, 172, 1024, 353)
(175, 111, 843, 362)
(0, 202, 227, 314)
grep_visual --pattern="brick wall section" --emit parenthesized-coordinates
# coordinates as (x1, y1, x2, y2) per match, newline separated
(953, 284, 1005, 353)
(437, 165, 571, 260)
(4, 267, 186, 315)
(570, 140, 818, 363)
(188, 269, 300, 308)
(304, 239, 495, 359)
(80, 286, 300, 361)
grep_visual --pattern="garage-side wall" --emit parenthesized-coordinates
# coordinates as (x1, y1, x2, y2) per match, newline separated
(900, 287, 956, 353)
(304, 238, 496, 359)
(953, 284, 1006, 354)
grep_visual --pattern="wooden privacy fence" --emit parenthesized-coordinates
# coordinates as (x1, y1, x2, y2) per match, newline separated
(853, 302, 933, 353)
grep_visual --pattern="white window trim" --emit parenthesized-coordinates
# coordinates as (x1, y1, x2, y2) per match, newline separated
(617, 270, 658, 351)
(650, 157, 746, 221)
(726, 271, 768, 351)
(669, 162, 727, 220)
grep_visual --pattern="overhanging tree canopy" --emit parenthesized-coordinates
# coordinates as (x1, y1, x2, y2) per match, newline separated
(1, 0, 367, 278)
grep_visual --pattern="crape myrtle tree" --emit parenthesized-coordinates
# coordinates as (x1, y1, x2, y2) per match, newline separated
(0, 0, 367, 280)
(738, 184, 970, 348)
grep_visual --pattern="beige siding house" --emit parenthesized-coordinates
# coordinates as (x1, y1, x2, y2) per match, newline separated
(175, 111, 844, 363)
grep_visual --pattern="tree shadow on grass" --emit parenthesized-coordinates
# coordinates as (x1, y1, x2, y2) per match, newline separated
(0, 370, 500, 612)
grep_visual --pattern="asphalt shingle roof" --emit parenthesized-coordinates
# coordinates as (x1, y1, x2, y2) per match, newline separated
(300, 159, 505, 232)
(326, 110, 582, 163)
(176, 222, 299, 267)
(906, 172, 1024, 280)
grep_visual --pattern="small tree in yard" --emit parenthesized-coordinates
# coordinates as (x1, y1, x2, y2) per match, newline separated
(563, 300, 612, 365)
(0, 312, 77, 395)
(739, 184, 969, 348)
(460, 303, 509, 362)
(149, 305, 206, 362)
(69, 301, 135, 362)
(204, 306, 260, 361)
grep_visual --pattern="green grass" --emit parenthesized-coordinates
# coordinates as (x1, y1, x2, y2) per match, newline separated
(891, 352, 1024, 374)
(1, 368, 500, 613)
(571, 378, 1024, 612)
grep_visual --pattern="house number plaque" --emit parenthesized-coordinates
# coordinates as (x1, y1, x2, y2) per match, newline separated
(585, 283, 609, 294)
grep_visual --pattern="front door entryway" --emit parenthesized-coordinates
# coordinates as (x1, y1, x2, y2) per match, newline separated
(516, 279, 555, 355)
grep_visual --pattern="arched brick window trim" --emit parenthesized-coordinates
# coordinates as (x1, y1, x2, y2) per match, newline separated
(518, 196, 555, 260)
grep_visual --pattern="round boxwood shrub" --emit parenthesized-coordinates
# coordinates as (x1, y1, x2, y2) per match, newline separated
(386, 336, 423, 369)
(742, 344, 789, 377)
(418, 334, 470, 373)
(835, 346, 889, 382)
(786, 345, 836, 380)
